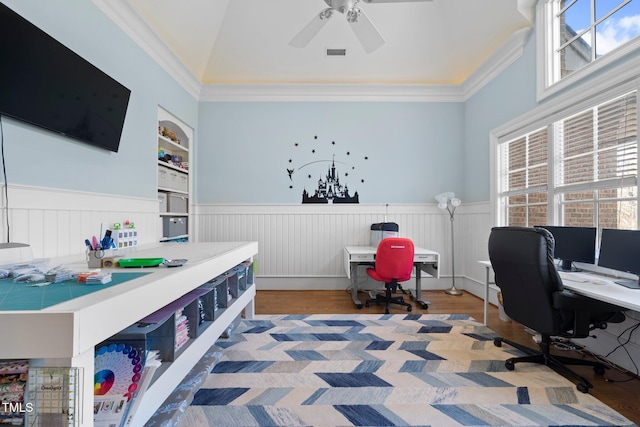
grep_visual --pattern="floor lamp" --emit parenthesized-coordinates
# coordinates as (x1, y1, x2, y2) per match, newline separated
(435, 192, 462, 296)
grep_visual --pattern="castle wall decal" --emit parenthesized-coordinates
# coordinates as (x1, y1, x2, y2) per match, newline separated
(302, 157, 359, 203)
(285, 135, 368, 204)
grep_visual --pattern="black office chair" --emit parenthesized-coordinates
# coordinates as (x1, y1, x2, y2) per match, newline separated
(488, 226, 626, 393)
(365, 238, 414, 314)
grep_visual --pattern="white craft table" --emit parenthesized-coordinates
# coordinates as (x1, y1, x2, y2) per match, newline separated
(0, 241, 258, 426)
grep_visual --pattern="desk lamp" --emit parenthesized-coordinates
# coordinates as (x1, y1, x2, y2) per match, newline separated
(435, 192, 462, 296)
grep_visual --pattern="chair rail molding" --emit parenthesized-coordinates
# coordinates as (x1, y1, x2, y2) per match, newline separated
(0, 184, 158, 259)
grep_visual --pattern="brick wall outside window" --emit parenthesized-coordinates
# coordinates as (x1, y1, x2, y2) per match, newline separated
(500, 91, 637, 235)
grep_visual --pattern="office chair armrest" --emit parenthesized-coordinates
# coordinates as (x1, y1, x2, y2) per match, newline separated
(553, 290, 626, 337)
(552, 290, 623, 312)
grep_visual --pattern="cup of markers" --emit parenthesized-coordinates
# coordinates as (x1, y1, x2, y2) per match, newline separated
(85, 231, 116, 268)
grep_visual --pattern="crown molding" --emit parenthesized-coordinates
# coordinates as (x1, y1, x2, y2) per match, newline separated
(517, 0, 537, 23)
(92, 0, 202, 100)
(93, 0, 530, 104)
(198, 83, 465, 102)
(461, 27, 532, 101)
(199, 28, 532, 103)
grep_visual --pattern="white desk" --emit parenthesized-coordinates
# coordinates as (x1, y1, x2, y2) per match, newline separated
(478, 261, 640, 323)
(559, 271, 640, 312)
(478, 260, 495, 325)
(344, 246, 439, 309)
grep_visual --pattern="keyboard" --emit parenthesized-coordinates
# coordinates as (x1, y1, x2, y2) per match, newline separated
(558, 271, 607, 285)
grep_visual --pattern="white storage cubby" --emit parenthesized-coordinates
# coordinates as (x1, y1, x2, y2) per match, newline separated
(157, 106, 192, 242)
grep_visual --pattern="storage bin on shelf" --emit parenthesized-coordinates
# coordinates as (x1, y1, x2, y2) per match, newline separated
(243, 260, 254, 285)
(163, 217, 187, 238)
(224, 268, 239, 299)
(167, 193, 188, 213)
(98, 262, 252, 367)
(101, 288, 210, 362)
(199, 274, 230, 320)
(232, 264, 247, 292)
(157, 165, 188, 193)
(158, 192, 167, 213)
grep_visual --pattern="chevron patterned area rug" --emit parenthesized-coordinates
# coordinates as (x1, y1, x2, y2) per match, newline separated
(178, 314, 635, 427)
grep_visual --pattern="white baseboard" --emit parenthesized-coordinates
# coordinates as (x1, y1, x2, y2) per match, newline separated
(256, 275, 462, 292)
(462, 276, 500, 306)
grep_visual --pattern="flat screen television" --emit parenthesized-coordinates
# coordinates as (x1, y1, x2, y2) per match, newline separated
(598, 228, 640, 289)
(0, 3, 130, 153)
(534, 225, 596, 271)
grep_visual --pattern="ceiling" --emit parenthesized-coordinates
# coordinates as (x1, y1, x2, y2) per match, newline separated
(111, 0, 534, 87)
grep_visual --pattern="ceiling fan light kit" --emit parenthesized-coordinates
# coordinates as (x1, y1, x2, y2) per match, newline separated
(290, 0, 432, 53)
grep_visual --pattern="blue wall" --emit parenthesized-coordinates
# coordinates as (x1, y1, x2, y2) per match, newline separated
(462, 30, 538, 203)
(195, 34, 540, 206)
(196, 101, 465, 204)
(1, 0, 198, 199)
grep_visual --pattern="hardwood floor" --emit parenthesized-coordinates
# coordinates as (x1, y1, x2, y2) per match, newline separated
(255, 289, 640, 424)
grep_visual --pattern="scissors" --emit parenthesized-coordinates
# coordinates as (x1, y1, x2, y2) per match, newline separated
(88, 236, 105, 259)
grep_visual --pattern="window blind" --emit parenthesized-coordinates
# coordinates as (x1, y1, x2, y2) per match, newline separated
(554, 91, 637, 192)
(498, 127, 549, 226)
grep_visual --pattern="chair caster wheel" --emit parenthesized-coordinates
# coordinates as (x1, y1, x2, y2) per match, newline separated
(365, 302, 370, 308)
(357, 304, 363, 309)
(421, 303, 429, 309)
(385, 309, 390, 314)
(505, 359, 515, 370)
(407, 305, 412, 312)
(577, 383, 590, 394)
(593, 365, 605, 376)
(494, 338, 502, 347)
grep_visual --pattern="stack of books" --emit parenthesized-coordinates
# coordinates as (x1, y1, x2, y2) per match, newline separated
(174, 309, 189, 352)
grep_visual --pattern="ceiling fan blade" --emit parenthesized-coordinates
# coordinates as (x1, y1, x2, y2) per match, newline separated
(347, 8, 385, 53)
(362, 0, 433, 3)
(289, 9, 333, 48)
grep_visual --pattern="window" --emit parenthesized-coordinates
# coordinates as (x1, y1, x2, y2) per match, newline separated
(537, 0, 640, 98)
(496, 91, 638, 235)
(555, 92, 638, 231)
(497, 128, 549, 226)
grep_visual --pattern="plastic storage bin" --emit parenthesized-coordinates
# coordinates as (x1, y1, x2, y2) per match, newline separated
(167, 193, 187, 213)
(199, 274, 229, 320)
(158, 192, 167, 213)
(163, 217, 187, 237)
(104, 288, 210, 362)
(158, 165, 170, 189)
(370, 222, 399, 247)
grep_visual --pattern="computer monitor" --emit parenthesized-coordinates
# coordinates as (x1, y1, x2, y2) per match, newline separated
(598, 228, 640, 289)
(534, 225, 596, 271)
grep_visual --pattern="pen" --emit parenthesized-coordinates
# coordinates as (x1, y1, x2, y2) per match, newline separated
(85, 239, 93, 250)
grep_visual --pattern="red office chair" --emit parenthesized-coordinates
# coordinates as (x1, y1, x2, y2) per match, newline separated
(365, 238, 415, 314)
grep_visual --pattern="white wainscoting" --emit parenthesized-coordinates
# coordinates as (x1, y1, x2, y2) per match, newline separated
(0, 190, 495, 298)
(195, 202, 495, 295)
(0, 184, 160, 260)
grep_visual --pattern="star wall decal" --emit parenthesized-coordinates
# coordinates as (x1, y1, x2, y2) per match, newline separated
(284, 135, 370, 204)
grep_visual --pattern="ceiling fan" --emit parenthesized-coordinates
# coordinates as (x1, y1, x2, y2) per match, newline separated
(289, 0, 433, 54)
